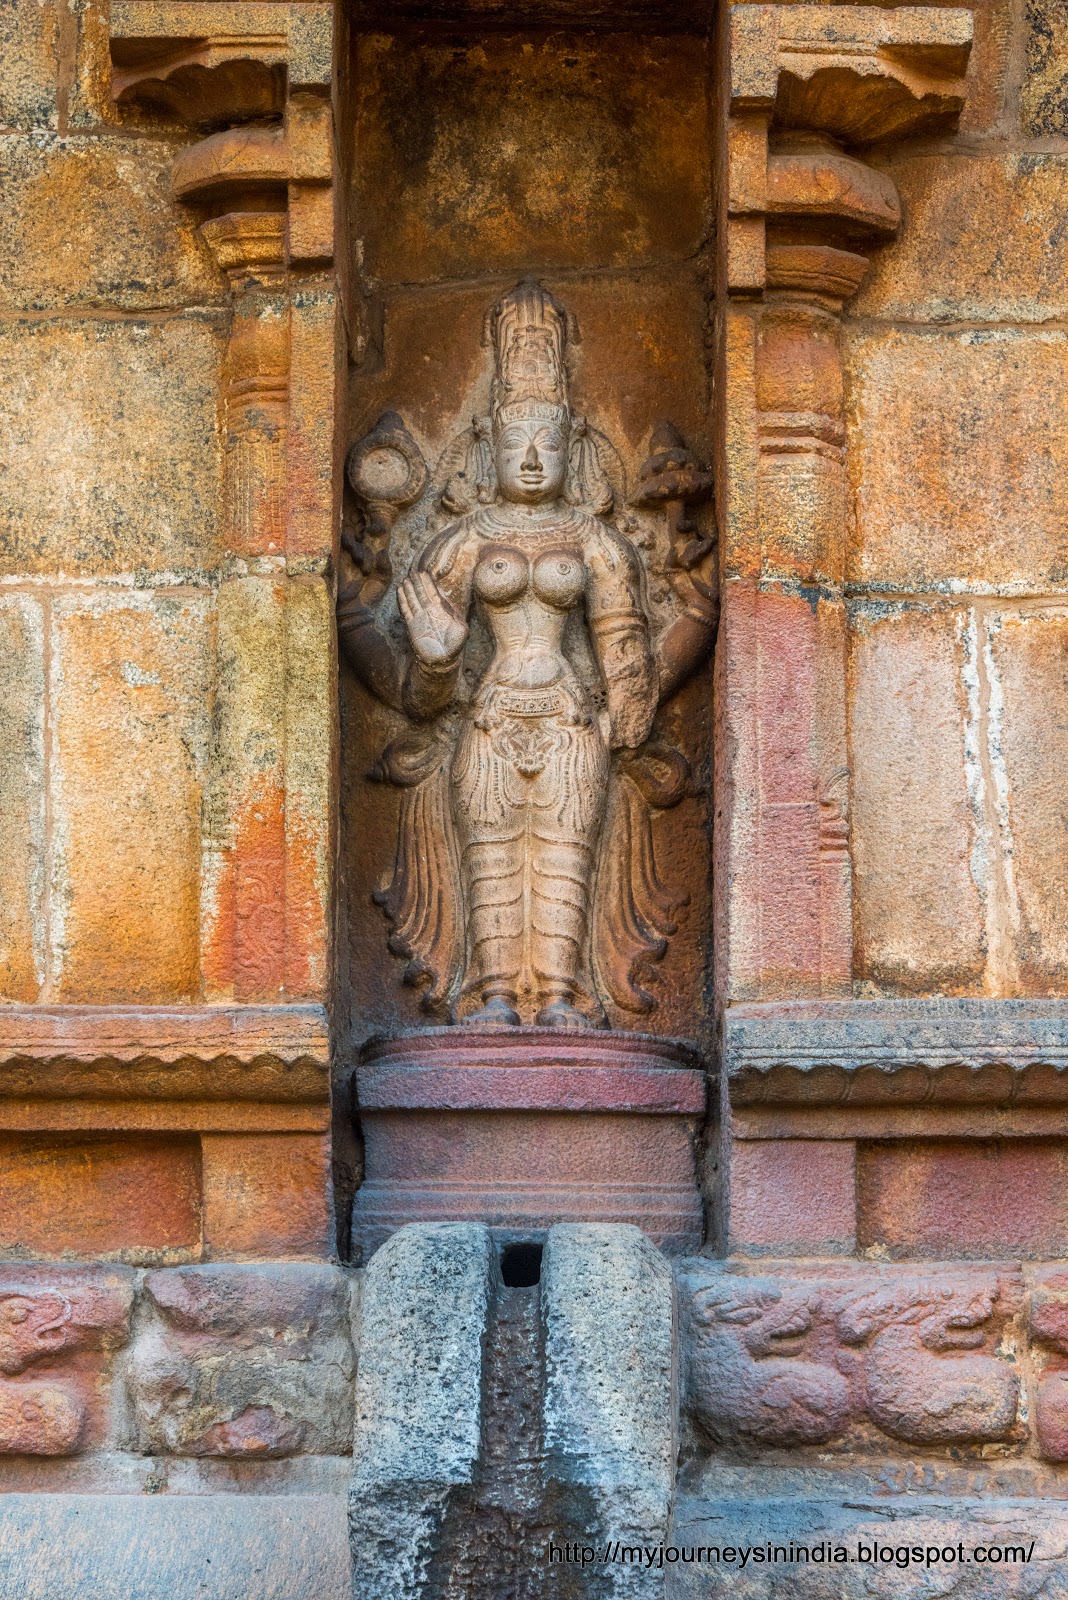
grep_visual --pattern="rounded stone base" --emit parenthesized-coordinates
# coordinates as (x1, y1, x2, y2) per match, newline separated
(350, 1028, 709, 1260)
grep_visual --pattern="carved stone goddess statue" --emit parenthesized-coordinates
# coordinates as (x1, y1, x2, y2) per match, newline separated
(339, 279, 717, 1028)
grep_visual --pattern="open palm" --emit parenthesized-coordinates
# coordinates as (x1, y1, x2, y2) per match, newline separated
(398, 570, 468, 666)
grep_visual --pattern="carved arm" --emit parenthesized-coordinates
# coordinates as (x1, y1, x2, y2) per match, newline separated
(337, 586, 405, 712)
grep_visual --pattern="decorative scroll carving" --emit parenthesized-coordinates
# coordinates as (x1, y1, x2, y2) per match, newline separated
(681, 1264, 1021, 1452)
(339, 280, 717, 1027)
(1030, 1274, 1068, 1461)
(0, 1271, 132, 1456)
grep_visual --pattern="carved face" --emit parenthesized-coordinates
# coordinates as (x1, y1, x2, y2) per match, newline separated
(495, 420, 567, 505)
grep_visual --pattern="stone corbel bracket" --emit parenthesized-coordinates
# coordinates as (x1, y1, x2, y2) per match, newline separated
(172, 105, 334, 272)
(110, 0, 333, 128)
(727, 3, 973, 295)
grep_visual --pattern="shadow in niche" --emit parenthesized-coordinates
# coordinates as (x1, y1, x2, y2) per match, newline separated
(500, 1240, 544, 1288)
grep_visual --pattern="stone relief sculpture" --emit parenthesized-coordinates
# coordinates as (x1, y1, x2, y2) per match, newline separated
(339, 279, 716, 1027)
(680, 1266, 1022, 1452)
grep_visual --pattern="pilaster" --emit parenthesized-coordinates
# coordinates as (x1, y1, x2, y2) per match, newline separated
(715, 4, 973, 1005)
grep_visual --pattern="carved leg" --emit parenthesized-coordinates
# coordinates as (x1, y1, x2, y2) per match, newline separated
(531, 834, 596, 1028)
(461, 833, 524, 1024)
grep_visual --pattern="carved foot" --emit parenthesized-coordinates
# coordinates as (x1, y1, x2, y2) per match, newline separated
(535, 999, 595, 1030)
(465, 996, 521, 1027)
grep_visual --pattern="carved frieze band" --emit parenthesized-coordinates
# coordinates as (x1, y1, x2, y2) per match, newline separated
(726, 999, 1068, 1106)
(680, 1259, 1068, 1465)
(0, 1004, 330, 1101)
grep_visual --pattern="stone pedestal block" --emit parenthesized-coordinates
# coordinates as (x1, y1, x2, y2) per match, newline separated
(351, 1029, 708, 1261)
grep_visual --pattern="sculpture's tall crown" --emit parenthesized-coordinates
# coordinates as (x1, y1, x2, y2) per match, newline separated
(488, 277, 570, 433)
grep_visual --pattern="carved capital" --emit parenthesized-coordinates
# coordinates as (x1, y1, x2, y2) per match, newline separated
(726, 3, 972, 298)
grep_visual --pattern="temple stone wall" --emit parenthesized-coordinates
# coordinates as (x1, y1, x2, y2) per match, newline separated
(1, 0, 1068, 1592)
(845, 0, 1068, 997)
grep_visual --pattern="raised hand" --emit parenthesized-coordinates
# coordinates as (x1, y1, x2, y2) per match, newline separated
(397, 569, 468, 667)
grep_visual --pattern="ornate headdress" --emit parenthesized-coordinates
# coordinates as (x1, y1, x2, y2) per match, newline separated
(487, 278, 571, 434)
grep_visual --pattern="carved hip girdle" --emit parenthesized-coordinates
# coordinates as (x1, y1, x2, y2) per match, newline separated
(453, 679, 607, 834)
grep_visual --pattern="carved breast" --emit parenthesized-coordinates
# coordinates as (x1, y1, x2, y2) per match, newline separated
(473, 546, 527, 605)
(472, 543, 586, 611)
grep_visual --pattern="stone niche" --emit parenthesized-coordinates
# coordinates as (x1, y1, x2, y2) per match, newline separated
(337, 11, 718, 1253)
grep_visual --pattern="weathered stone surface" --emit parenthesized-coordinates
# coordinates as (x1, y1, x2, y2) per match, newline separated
(352, 31, 712, 283)
(200, 1132, 334, 1259)
(959, 0, 1015, 133)
(855, 155, 1068, 324)
(857, 1139, 1068, 1259)
(50, 591, 211, 1003)
(668, 1492, 1068, 1597)
(200, 575, 286, 1004)
(543, 1224, 675, 1591)
(0, 317, 222, 579)
(280, 574, 334, 1000)
(846, 327, 1068, 592)
(1023, 0, 1068, 134)
(0, 0, 59, 129)
(0, 1135, 201, 1265)
(127, 1265, 355, 1456)
(989, 607, 1068, 993)
(0, 1493, 351, 1600)
(0, 595, 44, 1003)
(0, 136, 225, 311)
(725, 996, 1068, 1106)
(729, 1140, 855, 1255)
(679, 1260, 1021, 1452)
(350, 1223, 493, 1599)
(850, 604, 984, 995)
(0, 1266, 132, 1454)
(1029, 1272, 1068, 1461)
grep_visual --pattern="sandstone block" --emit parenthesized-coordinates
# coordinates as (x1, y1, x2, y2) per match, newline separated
(729, 1139, 856, 1255)
(0, 136, 225, 312)
(0, 594, 44, 1003)
(0, 1135, 201, 1264)
(350, 1223, 494, 1600)
(127, 1264, 356, 1456)
(854, 155, 1068, 324)
(352, 31, 711, 283)
(201, 1132, 334, 1259)
(0, 317, 221, 578)
(846, 327, 1068, 592)
(201, 576, 286, 1002)
(857, 1139, 1068, 1258)
(988, 607, 1068, 993)
(718, 582, 851, 1001)
(51, 590, 211, 1003)
(959, 0, 1014, 133)
(0, 0, 59, 128)
(0, 1492, 351, 1600)
(849, 604, 985, 994)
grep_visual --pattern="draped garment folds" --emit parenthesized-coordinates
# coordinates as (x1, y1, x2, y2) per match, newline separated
(372, 501, 682, 1022)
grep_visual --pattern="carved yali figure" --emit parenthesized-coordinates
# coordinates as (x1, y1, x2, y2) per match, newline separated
(339, 279, 717, 1026)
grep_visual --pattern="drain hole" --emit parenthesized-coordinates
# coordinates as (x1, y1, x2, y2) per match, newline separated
(500, 1241, 543, 1288)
